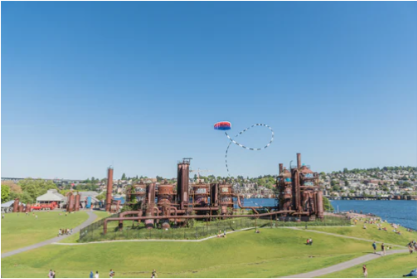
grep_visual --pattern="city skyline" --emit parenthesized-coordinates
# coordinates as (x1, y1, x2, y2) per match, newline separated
(2, 2, 417, 179)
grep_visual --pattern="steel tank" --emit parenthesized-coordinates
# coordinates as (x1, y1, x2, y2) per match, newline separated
(193, 184, 210, 206)
(219, 184, 233, 214)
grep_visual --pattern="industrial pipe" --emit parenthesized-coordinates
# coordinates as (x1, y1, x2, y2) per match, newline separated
(119, 211, 143, 228)
(106, 167, 114, 212)
(297, 153, 301, 169)
(191, 207, 220, 211)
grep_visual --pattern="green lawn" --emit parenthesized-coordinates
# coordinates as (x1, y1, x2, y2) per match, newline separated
(310, 220, 416, 246)
(92, 210, 112, 221)
(1, 211, 89, 253)
(58, 210, 111, 244)
(2, 228, 373, 278)
(320, 252, 417, 278)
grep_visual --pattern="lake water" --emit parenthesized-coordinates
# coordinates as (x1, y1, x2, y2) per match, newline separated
(239, 198, 417, 230)
(330, 200, 417, 230)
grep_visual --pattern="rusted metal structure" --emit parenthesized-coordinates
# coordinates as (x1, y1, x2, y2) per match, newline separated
(74, 192, 81, 211)
(105, 167, 114, 212)
(13, 198, 19, 213)
(66, 192, 75, 212)
(277, 153, 324, 220)
(110, 200, 121, 213)
(177, 158, 191, 210)
(219, 182, 234, 215)
(108, 155, 325, 234)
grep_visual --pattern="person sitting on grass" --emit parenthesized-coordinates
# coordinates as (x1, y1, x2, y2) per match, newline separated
(403, 268, 417, 277)
(309, 238, 313, 245)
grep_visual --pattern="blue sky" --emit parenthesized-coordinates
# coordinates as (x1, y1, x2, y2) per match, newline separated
(2, 2, 416, 180)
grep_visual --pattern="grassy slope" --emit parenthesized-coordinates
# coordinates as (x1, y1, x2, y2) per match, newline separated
(1, 211, 89, 253)
(320, 253, 417, 278)
(59, 210, 111, 244)
(92, 210, 112, 221)
(311, 220, 417, 246)
(2, 229, 371, 278)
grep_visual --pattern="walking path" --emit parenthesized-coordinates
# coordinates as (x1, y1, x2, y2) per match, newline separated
(1, 210, 97, 259)
(284, 227, 405, 248)
(282, 248, 408, 278)
(52, 227, 256, 245)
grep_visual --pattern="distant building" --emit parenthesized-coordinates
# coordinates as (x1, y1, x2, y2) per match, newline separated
(36, 189, 65, 205)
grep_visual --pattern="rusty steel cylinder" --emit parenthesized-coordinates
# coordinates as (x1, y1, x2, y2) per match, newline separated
(157, 184, 174, 206)
(297, 153, 301, 169)
(106, 167, 113, 212)
(13, 198, 19, 213)
(75, 193, 80, 211)
(316, 191, 324, 219)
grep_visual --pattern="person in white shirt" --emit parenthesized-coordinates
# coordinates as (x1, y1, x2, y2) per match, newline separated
(95, 271, 99, 278)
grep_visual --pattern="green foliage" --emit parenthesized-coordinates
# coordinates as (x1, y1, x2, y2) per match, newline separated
(1, 185, 11, 202)
(59, 189, 71, 196)
(17, 179, 58, 203)
(96, 192, 106, 201)
(400, 182, 412, 188)
(8, 191, 33, 204)
(121, 204, 132, 212)
(322, 196, 334, 212)
(121, 173, 127, 180)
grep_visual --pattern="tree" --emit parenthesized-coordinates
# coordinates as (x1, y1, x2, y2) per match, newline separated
(1, 185, 10, 202)
(18, 179, 58, 203)
(96, 192, 106, 201)
(1, 181, 22, 194)
(121, 173, 126, 180)
(322, 196, 334, 212)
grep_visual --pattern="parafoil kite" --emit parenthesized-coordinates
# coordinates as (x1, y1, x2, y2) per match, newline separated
(214, 121, 231, 130)
(214, 121, 274, 177)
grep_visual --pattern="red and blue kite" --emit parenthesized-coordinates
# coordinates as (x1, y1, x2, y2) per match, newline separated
(214, 121, 232, 130)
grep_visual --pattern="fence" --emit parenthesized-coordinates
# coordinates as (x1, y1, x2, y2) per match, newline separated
(79, 214, 351, 243)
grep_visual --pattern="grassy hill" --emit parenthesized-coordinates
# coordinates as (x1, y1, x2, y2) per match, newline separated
(320, 253, 417, 278)
(311, 219, 416, 246)
(1, 211, 88, 253)
(2, 228, 373, 278)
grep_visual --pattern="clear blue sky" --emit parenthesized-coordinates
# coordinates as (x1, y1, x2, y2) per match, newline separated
(2, 2, 416, 180)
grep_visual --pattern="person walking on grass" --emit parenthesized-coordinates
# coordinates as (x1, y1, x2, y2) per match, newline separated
(109, 269, 115, 278)
(372, 241, 377, 254)
(90, 271, 94, 278)
(48, 269, 53, 278)
(95, 271, 99, 278)
(363, 265, 368, 278)
(52, 271, 56, 278)
(381, 243, 386, 256)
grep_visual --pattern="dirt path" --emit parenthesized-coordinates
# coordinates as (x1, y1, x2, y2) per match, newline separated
(1, 210, 97, 259)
